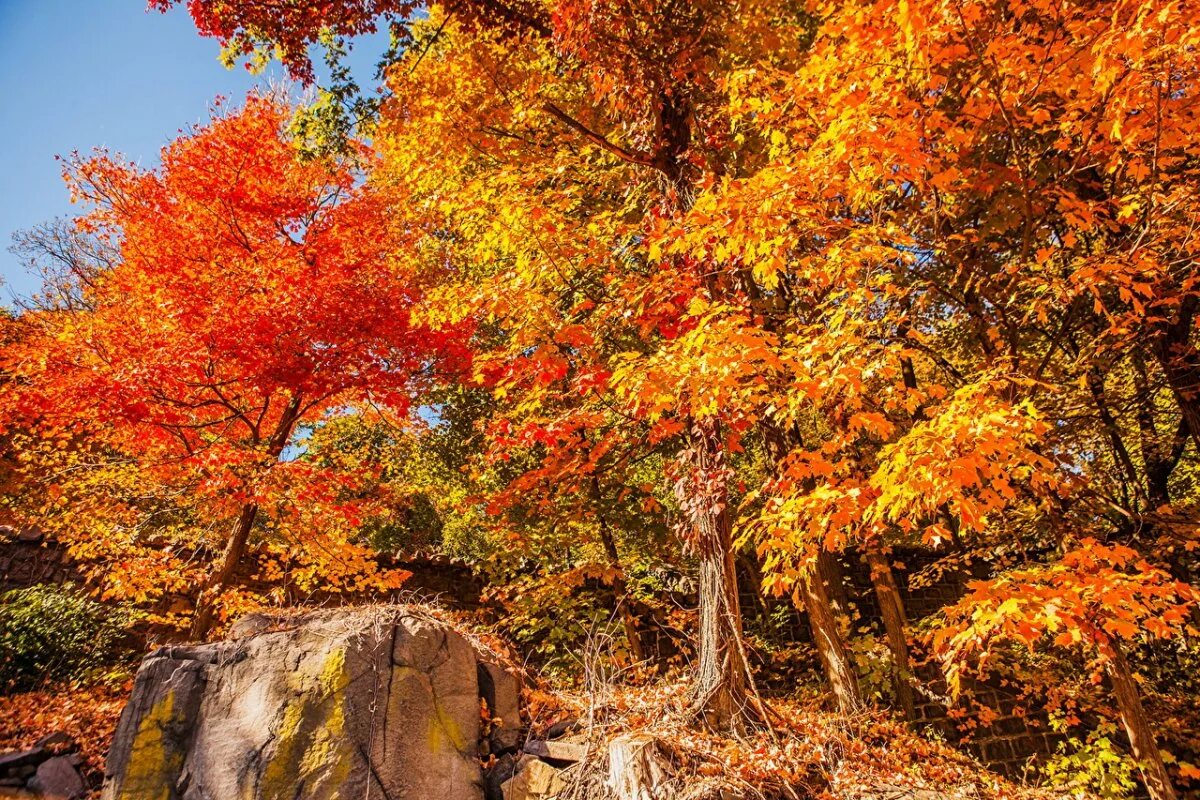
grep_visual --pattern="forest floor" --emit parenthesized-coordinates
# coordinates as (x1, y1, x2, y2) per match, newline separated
(0, 658, 1063, 800)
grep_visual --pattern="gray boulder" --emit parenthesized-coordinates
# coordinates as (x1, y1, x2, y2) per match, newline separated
(28, 757, 86, 799)
(102, 607, 487, 800)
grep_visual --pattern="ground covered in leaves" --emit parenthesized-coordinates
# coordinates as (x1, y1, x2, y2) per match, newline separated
(519, 679, 1059, 800)
(0, 681, 126, 785)
(0, 675, 1061, 800)
(0, 602, 1071, 799)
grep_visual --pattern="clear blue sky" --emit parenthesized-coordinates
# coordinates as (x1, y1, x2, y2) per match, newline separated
(0, 1, 385, 305)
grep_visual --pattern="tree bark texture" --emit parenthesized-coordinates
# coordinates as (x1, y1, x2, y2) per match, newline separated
(676, 416, 752, 731)
(761, 419, 865, 715)
(1105, 642, 1178, 800)
(190, 502, 258, 640)
(864, 543, 916, 720)
(190, 394, 304, 640)
(592, 475, 648, 664)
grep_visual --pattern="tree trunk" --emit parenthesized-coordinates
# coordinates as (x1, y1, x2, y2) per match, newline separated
(1105, 641, 1178, 800)
(693, 512, 749, 729)
(819, 547, 854, 620)
(592, 476, 648, 664)
(801, 550, 863, 715)
(1153, 297, 1200, 453)
(676, 416, 753, 731)
(189, 393, 304, 641)
(864, 543, 916, 721)
(1155, 347, 1200, 454)
(1086, 368, 1141, 496)
(760, 419, 865, 714)
(190, 501, 258, 640)
(606, 734, 672, 800)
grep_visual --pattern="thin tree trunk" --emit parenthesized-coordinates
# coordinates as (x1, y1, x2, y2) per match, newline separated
(801, 550, 863, 715)
(1133, 353, 1189, 511)
(761, 420, 865, 714)
(189, 393, 304, 641)
(1153, 297, 1200, 452)
(677, 416, 753, 731)
(592, 476, 648, 664)
(864, 543, 916, 721)
(1105, 641, 1178, 800)
(1158, 350, 1200, 453)
(190, 502, 258, 640)
(820, 547, 853, 620)
(1087, 368, 1141, 496)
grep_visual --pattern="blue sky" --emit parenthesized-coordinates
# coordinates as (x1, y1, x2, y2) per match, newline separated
(0, 1, 386, 305)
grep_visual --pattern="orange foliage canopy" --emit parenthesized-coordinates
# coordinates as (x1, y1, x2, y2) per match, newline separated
(31, 0, 1200, 791)
(1, 95, 468, 620)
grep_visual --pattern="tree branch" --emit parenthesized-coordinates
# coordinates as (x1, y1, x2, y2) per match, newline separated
(542, 103, 654, 168)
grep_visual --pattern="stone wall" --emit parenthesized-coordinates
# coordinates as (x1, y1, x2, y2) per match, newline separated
(0, 527, 79, 591)
(0, 527, 482, 609)
(911, 678, 1067, 779)
(733, 545, 1065, 778)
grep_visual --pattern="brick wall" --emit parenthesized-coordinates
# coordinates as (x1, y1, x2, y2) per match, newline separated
(734, 545, 1066, 778)
(911, 677, 1066, 778)
(0, 527, 79, 590)
(0, 528, 482, 609)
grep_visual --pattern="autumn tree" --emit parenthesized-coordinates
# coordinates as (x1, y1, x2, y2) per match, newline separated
(156, 0, 791, 729)
(1, 95, 466, 639)
(150, 0, 992, 734)
(158, 1, 1200, 784)
(375, 1, 835, 729)
(704, 0, 1200, 794)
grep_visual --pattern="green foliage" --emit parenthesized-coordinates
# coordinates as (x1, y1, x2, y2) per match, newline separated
(1041, 726, 1138, 800)
(0, 583, 137, 691)
(849, 634, 898, 705)
(296, 392, 499, 557)
(489, 571, 638, 680)
(288, 30, 392, 159)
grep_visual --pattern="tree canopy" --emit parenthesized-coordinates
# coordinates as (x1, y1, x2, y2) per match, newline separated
(3, 1, 1200, 797)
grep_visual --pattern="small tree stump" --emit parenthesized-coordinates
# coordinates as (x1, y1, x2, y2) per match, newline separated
(606, 734, 672, 800)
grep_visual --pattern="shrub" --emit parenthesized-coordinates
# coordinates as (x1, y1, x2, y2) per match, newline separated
(1041, 725, 1138, 799)
(0, 583, 135, 691)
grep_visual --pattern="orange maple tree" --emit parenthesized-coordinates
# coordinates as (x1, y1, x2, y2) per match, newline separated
(2, 95, 468, 638)
(156, 0, 1200, 741)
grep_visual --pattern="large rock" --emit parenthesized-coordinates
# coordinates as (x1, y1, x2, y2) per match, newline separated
(102, 607, 486, 800)
(28, 757, 86, 799)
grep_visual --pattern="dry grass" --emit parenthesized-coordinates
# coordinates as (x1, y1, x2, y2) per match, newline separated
(525, 678, 1072, 800)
